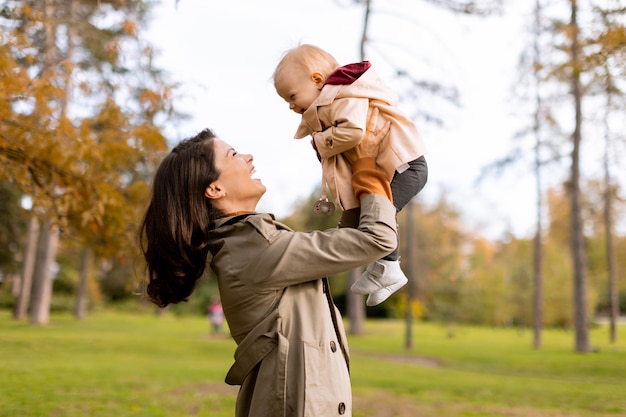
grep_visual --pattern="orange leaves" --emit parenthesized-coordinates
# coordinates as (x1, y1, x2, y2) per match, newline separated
(106, 38, 122, 61)
(0, 0, 173, 261)
(122, 19, 137, 36)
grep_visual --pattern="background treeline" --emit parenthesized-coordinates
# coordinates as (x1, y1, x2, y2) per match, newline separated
(2, 178, 625, 328)
(0, 0, 625, 346)
(280, 182, 626, 329)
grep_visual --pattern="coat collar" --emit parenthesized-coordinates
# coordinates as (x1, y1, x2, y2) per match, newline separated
(294, 65, 378, 139)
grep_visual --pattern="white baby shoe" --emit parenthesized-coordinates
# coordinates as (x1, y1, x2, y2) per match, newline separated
(351, 259, 408, 306)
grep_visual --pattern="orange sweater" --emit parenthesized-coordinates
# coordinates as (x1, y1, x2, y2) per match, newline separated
(351, 157, 392, 203)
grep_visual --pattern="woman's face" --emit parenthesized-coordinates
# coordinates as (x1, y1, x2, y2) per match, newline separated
(211, 139, 266, 210)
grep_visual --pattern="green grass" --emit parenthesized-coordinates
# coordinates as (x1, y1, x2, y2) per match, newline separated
(1, 310, 624, 417)
(349, 321, 626, 416)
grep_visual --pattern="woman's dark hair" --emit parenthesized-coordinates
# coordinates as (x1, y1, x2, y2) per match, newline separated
(139, 129, 222, 308)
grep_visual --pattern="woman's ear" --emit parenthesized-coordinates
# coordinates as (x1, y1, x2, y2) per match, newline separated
(204, 182, 224, 200)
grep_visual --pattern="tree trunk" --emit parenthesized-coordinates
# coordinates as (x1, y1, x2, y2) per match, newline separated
(74, 246, 92, 320)
(13, 216, 40, 320)
(347, 268, 365, 334)
(61, 0, 77, 118)
(532, 224, 544, 349)
(69, 1, 87, 319)
(359, 0, 371, 61)
(532, 0, 544, 350)
(404, 201, 415, 350)
(603, 78, 618, 345)
(26, 0, 61, 326)
(10, 273, 21, 299)
(29, 220, 60, 325)
(43, 0, 55, 65)
(604, 159, 618, 346)
(568, 0, 589, 353)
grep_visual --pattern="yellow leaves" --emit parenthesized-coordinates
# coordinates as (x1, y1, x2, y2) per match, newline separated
(600, 26, 626, 55)
(138, 87, 172, 118)
(131, 123, 168, 155)
(19, 3, 37, 21)
(471, 238, 496, 267)
(0, 0, 176, 262)
(605, 26, 626, 43)
(103, 19, 138, 62)
(125, 180, 150, 203)
(139, 89, 160, 107)
(0, 45, 16, 78)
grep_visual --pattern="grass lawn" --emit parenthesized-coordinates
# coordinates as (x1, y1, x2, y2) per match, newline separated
(1, 310, 624, 417)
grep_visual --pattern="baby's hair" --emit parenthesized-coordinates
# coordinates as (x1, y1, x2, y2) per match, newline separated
(273, 44, 340, 86)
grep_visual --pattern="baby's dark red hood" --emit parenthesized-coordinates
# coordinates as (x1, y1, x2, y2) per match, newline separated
(324, 61, 371, 86)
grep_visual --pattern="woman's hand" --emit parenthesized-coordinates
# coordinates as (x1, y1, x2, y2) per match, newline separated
(344, 107, 391, 163)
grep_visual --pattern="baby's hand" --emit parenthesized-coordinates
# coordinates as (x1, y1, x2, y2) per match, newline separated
(344, 108, 390, 163)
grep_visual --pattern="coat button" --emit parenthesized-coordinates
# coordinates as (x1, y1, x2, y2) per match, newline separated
(338, 402, 346, 414)
(330, 340, 337, 352)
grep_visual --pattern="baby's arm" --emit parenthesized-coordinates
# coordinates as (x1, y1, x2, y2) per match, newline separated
(312, 97, 369, 159)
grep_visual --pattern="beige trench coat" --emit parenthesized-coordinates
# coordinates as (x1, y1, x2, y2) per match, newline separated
(294, 66, 427, 211)
(207, 194, 397, 417)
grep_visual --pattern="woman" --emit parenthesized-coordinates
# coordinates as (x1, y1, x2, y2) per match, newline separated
(140, 109, 396, 417)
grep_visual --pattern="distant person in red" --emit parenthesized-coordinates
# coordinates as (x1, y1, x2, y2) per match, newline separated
(208, 298, 225, 334)
(273, 44, 428, 306)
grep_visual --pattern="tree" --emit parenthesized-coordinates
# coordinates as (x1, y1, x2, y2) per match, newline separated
(531, 0, 545, 349)
(566, 0, 591, 353)
(409, 195, 467, 326)
(353, 0, 502, 340)
(548, 0, 626, 352)
(1, 0, 174, 322)
(29, 219, 59, 325)
(486, 0, 571, 347)
(498, 0, 625, 351)
(586, 1, 626, 345)
(13, 217, 38, 320)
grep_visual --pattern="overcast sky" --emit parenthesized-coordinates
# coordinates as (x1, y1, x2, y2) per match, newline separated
(143, 0, 597, 240)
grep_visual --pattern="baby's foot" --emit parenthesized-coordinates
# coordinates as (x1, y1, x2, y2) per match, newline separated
(351, 259, 408, 306)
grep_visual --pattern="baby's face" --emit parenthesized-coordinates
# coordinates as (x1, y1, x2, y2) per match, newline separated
(275, 70, 322, 115)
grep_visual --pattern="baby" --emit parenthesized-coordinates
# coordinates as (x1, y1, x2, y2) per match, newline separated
(273, 44, 428, 306)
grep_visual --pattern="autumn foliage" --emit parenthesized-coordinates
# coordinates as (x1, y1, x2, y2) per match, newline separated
(0, 1, 171, 259)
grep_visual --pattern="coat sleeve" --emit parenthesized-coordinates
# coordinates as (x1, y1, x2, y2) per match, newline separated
(238, 194, 397, 292)
(312, 97, 369, 159)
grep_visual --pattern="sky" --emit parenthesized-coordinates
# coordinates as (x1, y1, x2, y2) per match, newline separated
(142, 0, 596, 240)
